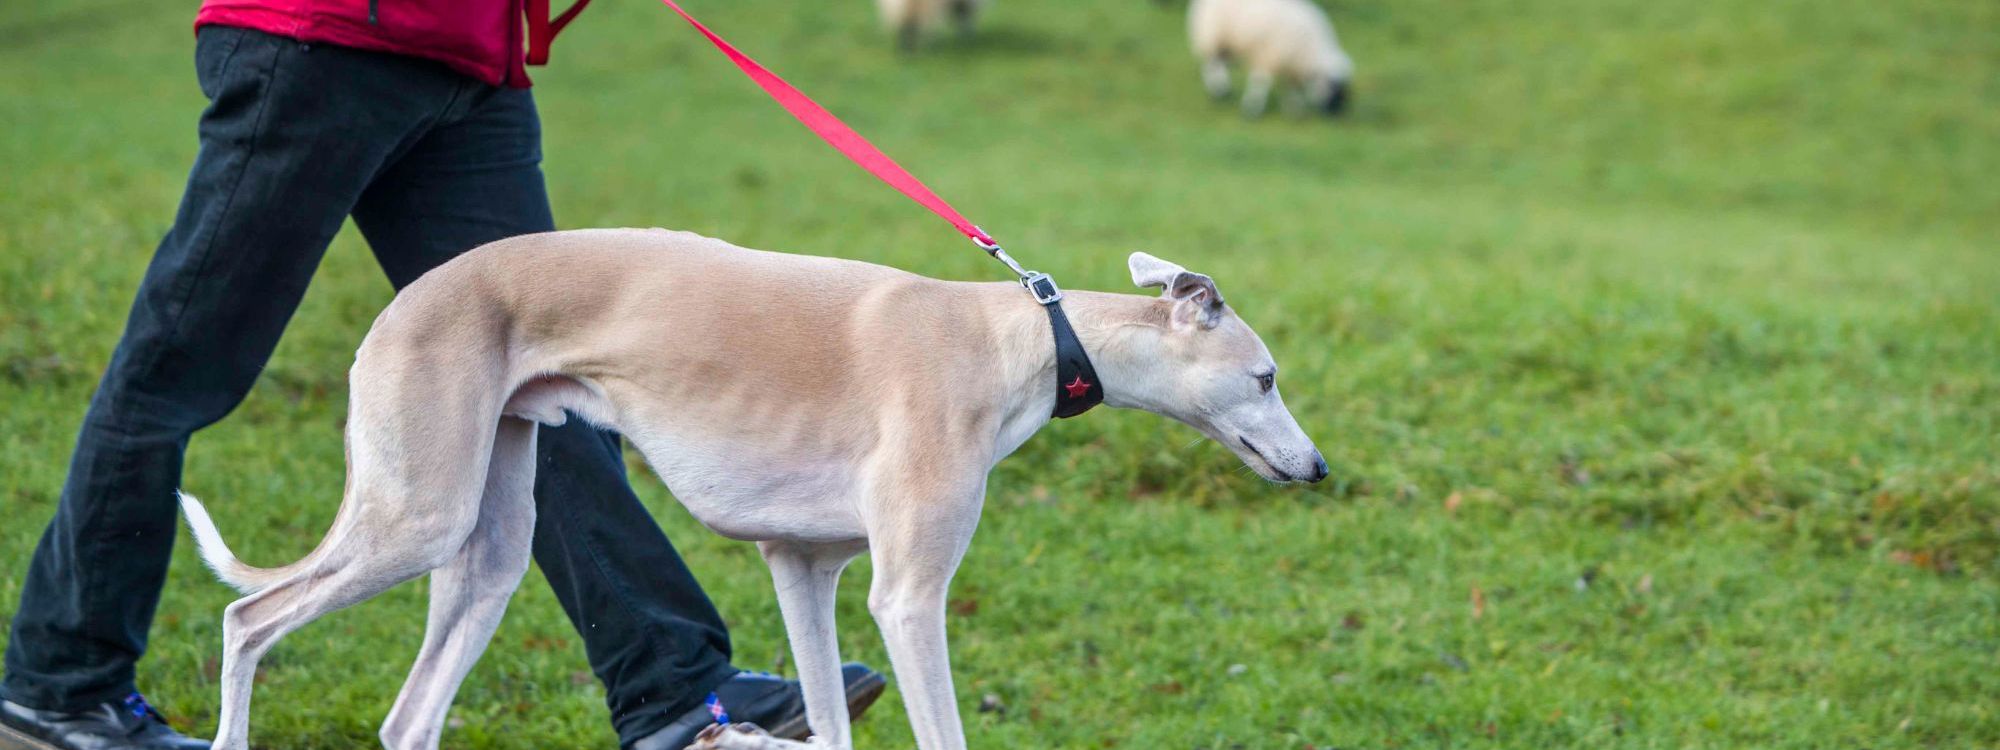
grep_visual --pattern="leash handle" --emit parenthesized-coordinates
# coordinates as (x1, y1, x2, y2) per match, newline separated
(655, 0, 1000, 252)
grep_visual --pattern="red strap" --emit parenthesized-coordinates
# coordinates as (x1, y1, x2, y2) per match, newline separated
(527, 0, 593, 66)
(656, 0, 998, 249)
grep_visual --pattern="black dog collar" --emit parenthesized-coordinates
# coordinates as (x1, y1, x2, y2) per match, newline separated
(1023, 273, 1103, 419)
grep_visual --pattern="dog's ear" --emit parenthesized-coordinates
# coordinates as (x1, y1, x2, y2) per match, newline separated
(1167, 271, 1226, 329)
(1131, 252, 1224, 329)
(1129, 252, 1187, 291)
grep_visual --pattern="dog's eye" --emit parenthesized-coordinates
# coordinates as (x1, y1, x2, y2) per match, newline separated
(1256, 372, 1275, 394)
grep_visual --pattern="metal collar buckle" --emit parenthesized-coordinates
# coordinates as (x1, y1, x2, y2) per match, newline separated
(1021, 271, 1062, 305)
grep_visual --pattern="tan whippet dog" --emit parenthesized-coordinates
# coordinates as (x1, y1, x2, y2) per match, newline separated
(177, 227, 1326, 750)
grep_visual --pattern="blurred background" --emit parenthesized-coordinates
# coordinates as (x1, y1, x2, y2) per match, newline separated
(1, 0, 1995, 747)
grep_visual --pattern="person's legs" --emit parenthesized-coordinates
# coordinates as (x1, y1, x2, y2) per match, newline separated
(1, 27, 466, 712)
(347, 85, 736, 745)
(530, 426, 739, 742)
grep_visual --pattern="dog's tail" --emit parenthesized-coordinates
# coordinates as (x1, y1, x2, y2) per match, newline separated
(178, 491, 298, 596)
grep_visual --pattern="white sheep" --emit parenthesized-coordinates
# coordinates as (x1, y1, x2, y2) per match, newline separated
(1188, 0, 1355, 117)
(877, 0, 989, 51)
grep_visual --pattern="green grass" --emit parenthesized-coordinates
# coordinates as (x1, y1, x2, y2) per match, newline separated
(3, 0, 1997, 747)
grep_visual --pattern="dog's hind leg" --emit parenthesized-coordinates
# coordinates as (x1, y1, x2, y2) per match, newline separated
(378, 416, 539, 750)
(209, 495, 487, 750)
(208, 394, 499, 750)
(760, 540, 866, 748)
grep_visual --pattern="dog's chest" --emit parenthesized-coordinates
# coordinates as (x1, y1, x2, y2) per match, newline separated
(623, 429, 867, 543)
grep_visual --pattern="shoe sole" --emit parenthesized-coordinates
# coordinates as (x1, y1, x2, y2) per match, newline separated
(0, 720, 61, 750)
(764, 671, 890, 741)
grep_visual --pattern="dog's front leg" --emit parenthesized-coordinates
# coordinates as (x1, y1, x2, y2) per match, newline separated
(760, 540, 866, 748)
(865, 481, 985, 750)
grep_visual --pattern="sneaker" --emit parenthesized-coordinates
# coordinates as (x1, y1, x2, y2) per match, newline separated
(0, 693, 209, 750)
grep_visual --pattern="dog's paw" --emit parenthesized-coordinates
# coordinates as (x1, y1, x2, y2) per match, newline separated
(687, 722, 777, 750)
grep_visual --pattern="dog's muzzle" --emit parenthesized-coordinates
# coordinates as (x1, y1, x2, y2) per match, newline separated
(1240, 436, 1329, 483)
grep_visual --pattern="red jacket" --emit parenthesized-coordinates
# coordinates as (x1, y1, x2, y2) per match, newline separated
(195, 0, 589, 87)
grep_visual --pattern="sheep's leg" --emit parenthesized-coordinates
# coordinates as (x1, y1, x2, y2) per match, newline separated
(1241, 69, 1273, 118)
(1202, 58, 1232, 99)
(950, 0, 977, 36)
(1283, 83, 1310, 116)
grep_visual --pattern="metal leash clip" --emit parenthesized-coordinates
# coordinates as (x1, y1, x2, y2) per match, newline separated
(971, 226, 1062, 304)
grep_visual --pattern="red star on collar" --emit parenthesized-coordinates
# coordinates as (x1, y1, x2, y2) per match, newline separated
(1063, 375, 1093, 398)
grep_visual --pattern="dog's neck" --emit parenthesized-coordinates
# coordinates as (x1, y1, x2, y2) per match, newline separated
(974, 285, 1168, 460)
(1043, 290, 1168, 411)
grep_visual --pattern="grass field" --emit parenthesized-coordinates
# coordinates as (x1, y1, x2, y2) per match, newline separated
(3, 0, 1997, 747)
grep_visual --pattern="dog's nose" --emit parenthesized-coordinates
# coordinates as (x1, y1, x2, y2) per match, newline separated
(1306, 454, 1330, 483)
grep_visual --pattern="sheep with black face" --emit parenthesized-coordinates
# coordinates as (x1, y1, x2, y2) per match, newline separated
(1189, 0, 1356, 117)
(878, 0, 988, 51)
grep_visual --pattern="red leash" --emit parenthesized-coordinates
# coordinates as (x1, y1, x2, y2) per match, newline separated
(654, 0, 1004, 253)
(653, 1, 1103, 415)
(534, 1, 1015, 260)
(536, 1, 1105, 416)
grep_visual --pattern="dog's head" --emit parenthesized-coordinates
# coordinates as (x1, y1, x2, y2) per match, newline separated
(1116, 252, 1327, 484)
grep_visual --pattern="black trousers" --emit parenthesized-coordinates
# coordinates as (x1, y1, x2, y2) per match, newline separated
(2, 26, 735, 744)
